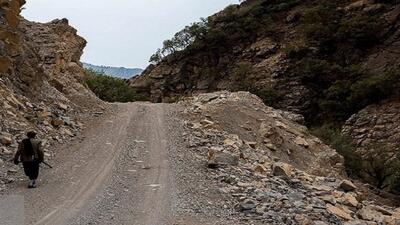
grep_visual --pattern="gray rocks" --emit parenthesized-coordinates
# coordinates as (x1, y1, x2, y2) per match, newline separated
(207, 147, 239, 168)
(180, 91, 400, 225)
(239, 199, 257, 211)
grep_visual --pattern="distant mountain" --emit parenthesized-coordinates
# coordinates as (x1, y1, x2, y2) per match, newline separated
(83, 62, 143, 79)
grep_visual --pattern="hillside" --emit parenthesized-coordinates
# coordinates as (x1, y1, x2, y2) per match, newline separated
(130, 0, 400, 125)
(82, 62, 142, 79)
(130, 0, 400, 193)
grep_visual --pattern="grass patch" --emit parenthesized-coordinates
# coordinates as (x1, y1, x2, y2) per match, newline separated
(85, 69, 149, 103)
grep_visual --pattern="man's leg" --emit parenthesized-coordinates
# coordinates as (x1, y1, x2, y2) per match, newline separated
(23, 162, 33, 188)
(30, 162, 40, 188)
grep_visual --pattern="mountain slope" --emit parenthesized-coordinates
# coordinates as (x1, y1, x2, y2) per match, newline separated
(83, 62, 142, 79)
(130, 0, 400, 125)
(129, 0, 400, 193)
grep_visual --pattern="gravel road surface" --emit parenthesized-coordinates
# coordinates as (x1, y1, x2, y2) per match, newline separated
(3, 102, 246, 225)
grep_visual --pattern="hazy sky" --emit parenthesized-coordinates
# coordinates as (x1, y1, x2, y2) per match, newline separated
(22, 0, 238, 69)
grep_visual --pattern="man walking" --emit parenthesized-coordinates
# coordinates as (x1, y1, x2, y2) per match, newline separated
(13, 131, 44, 188)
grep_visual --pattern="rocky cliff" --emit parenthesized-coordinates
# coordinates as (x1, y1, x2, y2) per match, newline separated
(342, 99, 400, 189)
(0, 0, 104, 189)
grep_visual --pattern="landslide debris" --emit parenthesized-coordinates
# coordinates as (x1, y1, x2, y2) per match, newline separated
(180, 91, 400, 224)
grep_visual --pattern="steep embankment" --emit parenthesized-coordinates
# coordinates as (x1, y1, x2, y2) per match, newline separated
(0, 0, 104, 191)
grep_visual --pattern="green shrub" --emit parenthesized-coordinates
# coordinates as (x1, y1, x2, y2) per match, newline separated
(85, 69, 149, 102)
(252, 86, 283, 108)
(312, 127, 400, 193)
(336, 14, 382, 48)
(319, 70, 399, 121)
(389, 165, 400, 194)
(289, 0, 396, 125)
(347, 71, 399, 109)
(362, 145, 400, 192)
(299, 1, 342, 53)
(233, 62, 253, 82)
(300, 1, 383, 53)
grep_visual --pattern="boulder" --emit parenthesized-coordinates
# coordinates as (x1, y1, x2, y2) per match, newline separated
(357, 205, 383, 222)
(393, 208, 400, 219)
(253, 164, 268, 174)
(0, 135, 12, 145)
(341, 193, 359, 208)
(223, 135, 243, 149)
(372, 205, 393, 216)
(339, 180, 357, 192)
(265, 142, 278, 151)
(246, 141, 257, 149)
(326, 204, 353, 220)
(207, 147, 239, 168)
(57, 103, 68, 110)
(51, 118, 64, 127)
(294, 136, 309, 148)
(1, 147, 13, 155)
(239, 199, 257, 211)
(294, 214, 313, 225)
(272, 162, 294, 178)
(61, 128, 74, 137)
(200, 119, 215, 128)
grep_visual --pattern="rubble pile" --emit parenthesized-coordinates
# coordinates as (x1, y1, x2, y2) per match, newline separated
(180, 92, 400, 225)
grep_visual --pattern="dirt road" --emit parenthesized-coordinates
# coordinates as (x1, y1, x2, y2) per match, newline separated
(4, 101, 246, 225)
(5, 103, 181, 225)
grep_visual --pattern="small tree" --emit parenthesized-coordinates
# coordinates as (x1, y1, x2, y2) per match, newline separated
(149, 48, 163, 64)
(148, 19, 210, 63)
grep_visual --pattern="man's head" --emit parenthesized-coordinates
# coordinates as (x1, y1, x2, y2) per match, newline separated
(27, 131, 37, 139)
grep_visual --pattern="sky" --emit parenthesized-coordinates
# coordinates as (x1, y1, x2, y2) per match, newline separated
(22, 0, 239, 69)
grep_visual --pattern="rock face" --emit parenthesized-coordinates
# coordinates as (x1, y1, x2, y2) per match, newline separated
(181, 91, 400, 224)
(343, 100, 400, 154)
(342, 99, 400, 190)
(0, 0, 104, 191)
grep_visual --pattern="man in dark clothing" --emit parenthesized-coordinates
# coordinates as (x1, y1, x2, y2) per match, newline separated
(13, 131, 44, 188)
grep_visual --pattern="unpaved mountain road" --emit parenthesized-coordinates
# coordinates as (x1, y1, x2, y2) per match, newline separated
(4, 102, 225, 225)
